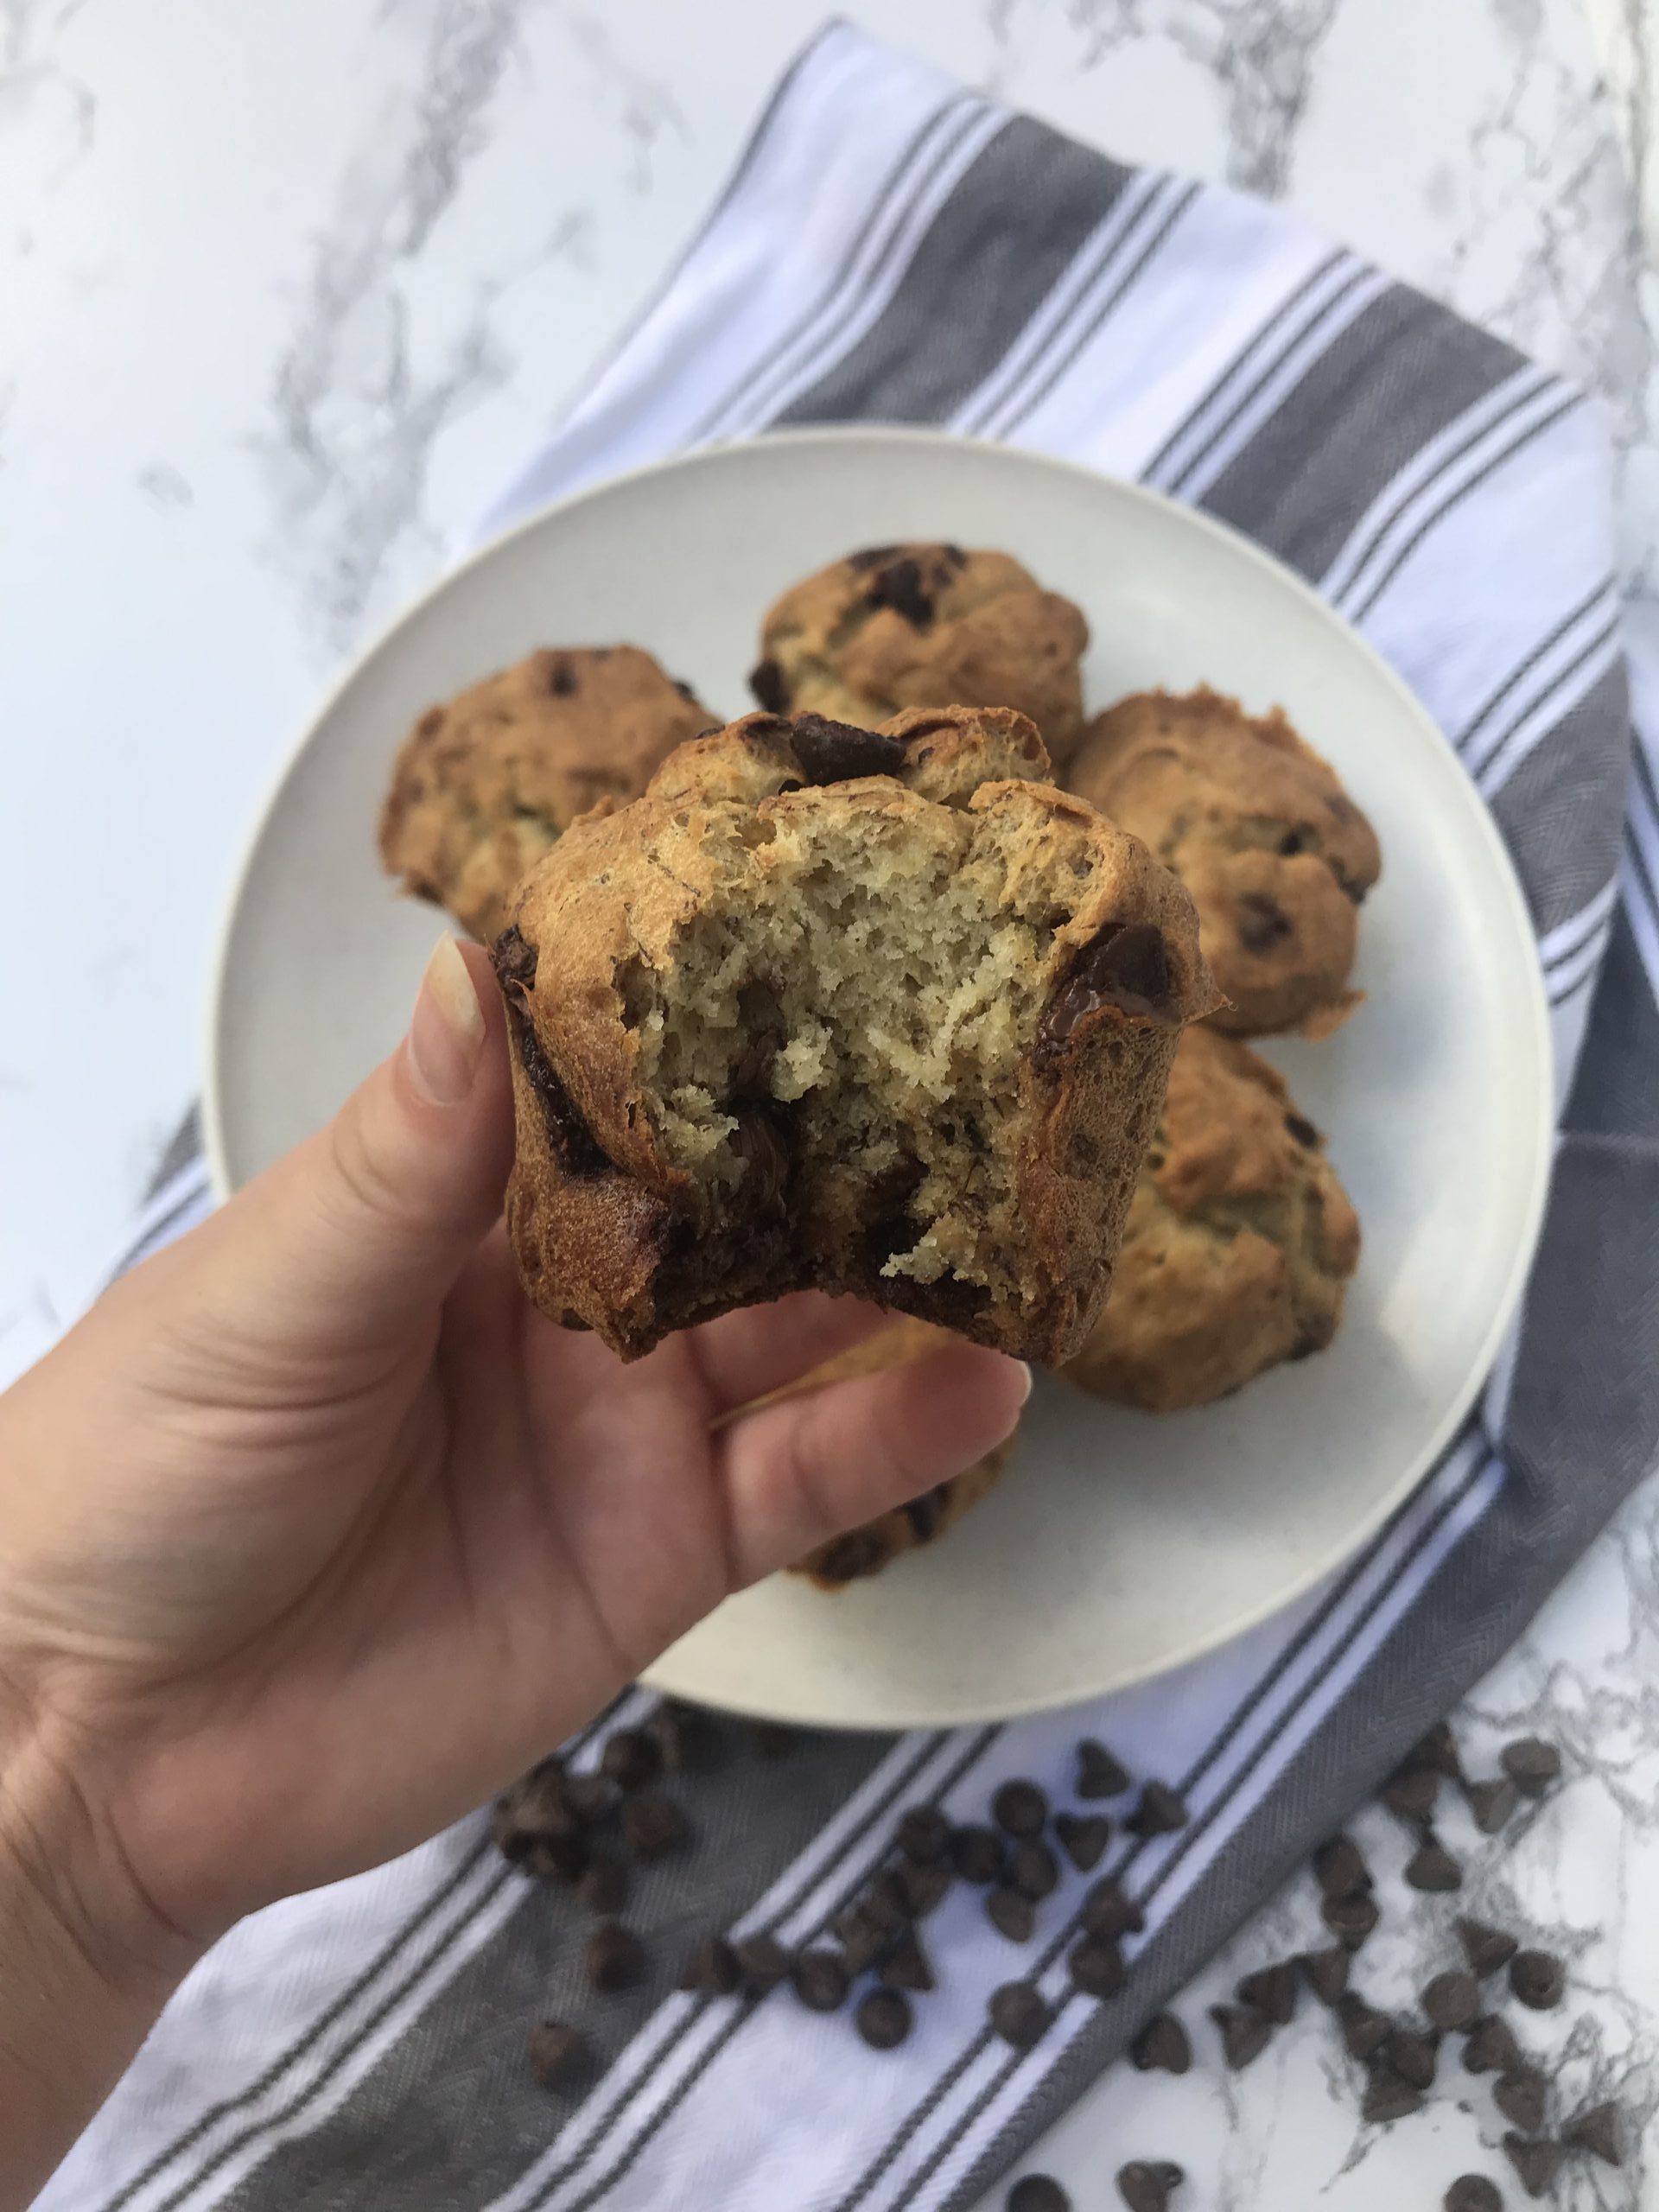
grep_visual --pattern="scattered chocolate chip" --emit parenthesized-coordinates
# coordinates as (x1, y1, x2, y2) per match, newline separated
(1130, 2013, 1192, 2074)
(520, 1832, 588, 1885)
(1465, 1777, 1521, 1835)
(734, 1932, 790, 1995)
(1457, 1918, 1518, 1977)
(601, 1729, 662, 1793)
(751, 1721, 795, 1760)
(1116, 2162, 1184, 2212)
(491, 1762, 575, 1858)
(1565, 2100, 1623, 2164)
(1405, 1833, 1462, 1891)
(563, 1770, 618, 1825)
(1338, 1993, 1392, 2062)
(529, 2020, 586, 2088)
(1210, 2003, 1272, 2070)
(678, 1936, 741, 1994)
(748, 657, 791, 713)
(1313, 1834, 1372, 1899)
(988, 1888, 1036, 1943)
(859, 1870, 912, 1936)
(1502, 2135, 1563, 2199)
(1077, 1740, 1131, 1798)
(1128, 1782, 1188, 1837)
(576, 1853, 627, 1913)
(788, 712, 907, 785)
(621, 1795, 689, 1861)
(1322, 1891, 1380, 1948)
(1494, 2069, 1547, 2133)
(1236, 890, 1294, 952)
(879, 1930, 934, 1993)
(897, 1805, 951, 1864)
(1422, 1970, 1482, 2031)
(989, 1980, 1053, 2051)
(992, 1780, 1050, 1838)
(649, 1700, 714, 1773)
(1284, 1111, 1319, 1146)
(854, 1985, 912, 2051)
(1362, 2064, 1425, 2125)
(899, 1860, 951, 1918)
(1383, 2026, 1440, 2091)
(1500, 1739, 1560, 1796)
(1463, 2015, 1523, 2076)
(868, 555, 934, 627)
(1082, 1878, 1145, 1939)
(1298, 1947, 1351, 2005)
(584, 1921, 645, 1992)
(1509, 1950, 1564, 2010)
(1054, 1813, 1112, 1872)
(1009, 1841, 1060, 1902)
(833, 1908, 893, 1979)
(1069, 1934, 1126, 1999)
(1043, 926, 1174, 1049)
(950, 1825, 1007, 1885)
(1008, 2178, 1071, 2212)
(1410, 1721, 1464, 1777)
(1382, 1765, 1440, 1824)
(1236, 1961, 1299, 2025)
(1443, 2180, 1503, 2212)
(792, 1948, 849, 2012)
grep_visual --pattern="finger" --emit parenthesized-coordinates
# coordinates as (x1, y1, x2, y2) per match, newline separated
(714, 1344, 1031, 1588)
(691, 1291, 898, 1417)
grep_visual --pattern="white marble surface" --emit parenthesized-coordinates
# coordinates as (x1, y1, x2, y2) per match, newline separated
(3, 0, 1656, 2204)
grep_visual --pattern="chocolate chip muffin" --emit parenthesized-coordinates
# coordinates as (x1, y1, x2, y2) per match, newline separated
(1065, 688, 1381, 1037)
(378, 646, 716, 942)
(493, 705, 1218, 1363)
(751, 543, 1090, 766)
(1064, 1026, 1361, 1412)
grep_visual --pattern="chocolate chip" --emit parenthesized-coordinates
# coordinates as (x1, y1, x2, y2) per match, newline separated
(1210, 2003, 1271, 2070)
(1382, 1765, 1440, 1824)
(1361, 2064, 1425, 2125)
(1043, 925, 1174, 1048)
(576, 1853, 627, 1912)
(897, 1805, 951, 1863)
(1236, 1962, 1298, 2025)
(992, 1780, 1049, 1837)
(1128, 1782, 1188, 1837)
(989, 1980, 1053, 2050)
(879, 1930, 934, 1993)
(1337, 1993, 1391, 2062)
(649, 1700, 715, 1773)
(1116, 2163, 1184, 2212)
(1236, 890, 1294, 952)
(519, 1831, 588, 1885)
(1382, 2026, 1439, 2090)
(529, 2020, 586, 2088)
(1322, 1891, 1380, 1948)
(563, 1771, 619, 1825)
(860, 1869, 912, 1935)
(1082, 1878, 1145, 1939)
(1405, 1833, 1462, 1891)
(1055, 1813, 1112, 1871)
(546, 655, 576, 696)
(1502, 2135, 1563, 2198)
(1077, 1739, 1131, 1798)
(1458, 1918, 1518, 1976)
(491, 1761, 576, 1861)
(734, 1932, 790, 1995)
(1509, 1950, 1564, 2009)
(1284, 1112, 1319, 1146)
(621, 1795, 689, 1861)
(1412, 1720, 1464, 1776)
(1565, 2100, 1623, 2164)
(855, 1987, 912, 2049)
(1500, 1738, 1560, 1796)
(1462, 2015, 1522, 2075)
(868, 556, 934, 627)
(1313, 1834, 1371, 1899)
(1008, 2179, 1071, 2212)
(791, 1948, 849, 2012)
(584, 1921, 645, 1992)
(1068, 1934, 1126, 1998)
(601, 1728, 663, 1792)
(1007, 2180, 1071, 2212)
(1009, 1841, 1060, 1902)
(678, 1936, 741, 1994)
(1130, 2013, 1191, 2074)
(491, 924, 538, 992)
(788, 711, 908, 785)
(511, 1010, 612, 1176)
(1298, 1946, 1351, 2005)
(950, 1825, 1006, 1885)
(988, 1888, 1036, 1943)
(899, 1860, 951, 1918)
(1422, 1970, 1481, 2031)
(748, 657, 791, 713)
(1443, 2180, 1503, 2212)
(833, 1908, 893, 1978)
(847, 543, 903, 572)
(1494, 2069, 1547, 2133)
(1465, 1777, 1521, 1834)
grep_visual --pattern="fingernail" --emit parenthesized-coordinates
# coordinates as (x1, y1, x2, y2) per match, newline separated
(406, 936, 486, 1106)
(1014, 1360, 1034, 1405)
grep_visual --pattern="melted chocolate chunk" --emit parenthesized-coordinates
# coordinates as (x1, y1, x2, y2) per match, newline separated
(904, 1485, 949, 1542)
(847, 543, 903, 572)
(1042, 924, 1173, 1050)
(1285, 1113, 1319, 1147)
(1236, 891, 1294, 953)
(546, 656, 576, 696)
(512, 1011, 611, 1176)
(731, 1111, 791, 1214)
(788, 712, 908, 784)
(812, 1529, 890, 1584)
(748, 657, 791, 713)
(868, 556, 935, 627)
(493, 925, 538, 992)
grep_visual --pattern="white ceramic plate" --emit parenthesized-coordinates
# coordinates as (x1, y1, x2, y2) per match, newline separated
(207, 428, 1552, 1730)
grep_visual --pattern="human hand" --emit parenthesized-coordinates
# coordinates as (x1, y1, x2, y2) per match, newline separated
(0, 936, 1026, 2035)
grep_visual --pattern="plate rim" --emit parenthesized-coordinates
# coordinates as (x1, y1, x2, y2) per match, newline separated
(203, 423, 1555, 1727)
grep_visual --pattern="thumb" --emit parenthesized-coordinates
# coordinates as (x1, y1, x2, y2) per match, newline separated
(151, 935, 516, 1376)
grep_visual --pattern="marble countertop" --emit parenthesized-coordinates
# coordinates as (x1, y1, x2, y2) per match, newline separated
(3, 1, 1656, 2204)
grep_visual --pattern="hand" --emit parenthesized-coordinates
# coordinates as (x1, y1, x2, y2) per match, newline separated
(0, 937, 1026, 2198)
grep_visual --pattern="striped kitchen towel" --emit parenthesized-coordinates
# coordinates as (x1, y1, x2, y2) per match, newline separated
(40, 22, 1659, 2212)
